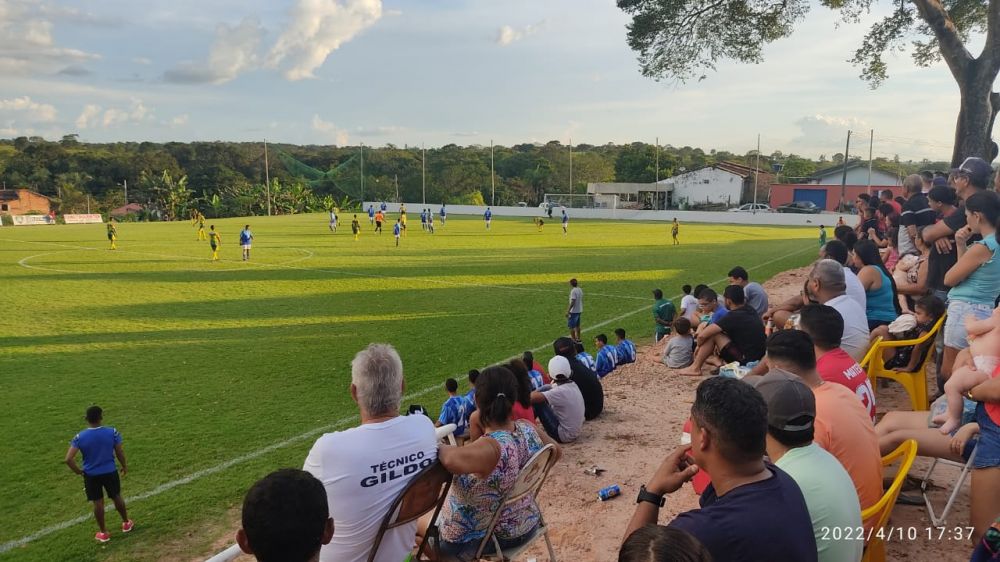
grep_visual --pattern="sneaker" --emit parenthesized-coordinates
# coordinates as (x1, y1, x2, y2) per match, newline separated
(95, 532, 110, 543)
(121, 520, 134, 533)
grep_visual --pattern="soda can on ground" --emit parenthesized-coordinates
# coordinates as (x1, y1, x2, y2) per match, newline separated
(597, 484, 621, 501)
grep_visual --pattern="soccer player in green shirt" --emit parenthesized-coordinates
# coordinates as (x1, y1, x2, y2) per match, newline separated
(209, 225, 221, 261)
(818, 225, 827, 248)
(652, 288, 677, 342)
(106, 221, 117, 250)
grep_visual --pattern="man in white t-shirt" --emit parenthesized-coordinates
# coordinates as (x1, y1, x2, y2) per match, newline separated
(567, 278, 584, 341)
(530, 355, 585, 443)
(806, 260, 870, 361)
(821, 240, 867, 311)
(303, 343, 437, 562)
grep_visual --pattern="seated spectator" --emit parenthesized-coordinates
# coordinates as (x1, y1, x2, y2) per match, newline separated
(661, 317, 694, 369)
(798, 304, 876, 421)
(678, 285, 766, 376)
(653, 288, 677, 342)
(692, 287, 728, 338)
(762, 331, 882, 521)
(876, 402, 978, 460)
(755, 372, 863, 562)
(681, 284, 703, 323)
(622, 377, 817, 561)
(422, 365, 560, 559)
(728, 266, 769, 316)
(523, 351, 546, 389)
(619, 525, 711, 562)
(808, 259, 871, 360)
(554, 336, 604, 419)
(852, 240, 903, 331)
(615, 328, 637, 364)
(870, 295, 945, 373)
(573, 341, 598, 374)
(765, 240, 866, 331)
(469, 360, 537, 440)
(303, 343, 437, 562)
(436, 378, 474, 438)
(531, 356, 585, 443)
(891, 228, 931, 313)
(237, 468, 334, 562)
(594, 334, 618, 377)
(465, 369, 479, 412)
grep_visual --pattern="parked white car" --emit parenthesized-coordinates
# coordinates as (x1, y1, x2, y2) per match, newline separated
(728, 203, 773, 213)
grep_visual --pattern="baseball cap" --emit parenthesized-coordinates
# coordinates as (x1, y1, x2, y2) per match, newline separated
(548, 355, 572, 381)
(751, 370, 815, 432)
(952, 157, 993, 187)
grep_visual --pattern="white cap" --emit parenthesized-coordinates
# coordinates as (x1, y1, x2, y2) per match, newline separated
(548, 355, 572, 380)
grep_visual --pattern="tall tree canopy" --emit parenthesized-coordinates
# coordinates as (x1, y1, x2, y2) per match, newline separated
(618, 0, 1000, 165)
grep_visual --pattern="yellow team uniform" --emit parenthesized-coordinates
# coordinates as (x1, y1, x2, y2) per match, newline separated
(209, 231, 221, 260)
(106, 223, 117, 250)
(400, 213, 407, 236)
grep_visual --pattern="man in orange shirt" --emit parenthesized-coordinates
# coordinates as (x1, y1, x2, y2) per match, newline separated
(374, 210, 384, 234)
(761, 330, 883, 524)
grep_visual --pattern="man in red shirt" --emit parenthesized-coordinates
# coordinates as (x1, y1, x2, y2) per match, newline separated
(880, 189, 902, 215)
(799, 304, 876, 421)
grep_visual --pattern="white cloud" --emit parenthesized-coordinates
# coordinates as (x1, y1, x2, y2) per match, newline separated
(311, 114, 349, 145)
(164, 16, 264, 84)
(267, 0, 383, 81)
(789, 114, 871, 154)
(496, 21, 545, 46)
(75, 99, 153, 129)
(0, 96, 57, 121)
(0, 0, 102, 75)
(170, 114, 189, 127)
(132, 57, 151, 65)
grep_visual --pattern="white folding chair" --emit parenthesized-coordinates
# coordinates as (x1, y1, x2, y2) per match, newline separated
(921, 441, 978, 526)
(436, 423, 458, 445)
(474, 444, 558, 562)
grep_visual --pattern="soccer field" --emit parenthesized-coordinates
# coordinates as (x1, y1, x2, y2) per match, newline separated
(1, 213, 816, 561)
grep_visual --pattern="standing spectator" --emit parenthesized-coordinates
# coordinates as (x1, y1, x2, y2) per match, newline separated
(880, 189, 902, 215)
(615, 328, 637, 364)
(678, 285, 766, 376)
(762, 331, 883, 522)
(798, 304, 876, 421)
(622, 377, 817, 561)
(531, 356, 585, 443)
(727, 266, 769, 316)
(755, 373, 863, 562)
(898, 174, 936, 256)
(594, 334, 618, 377)
(920, 170, 934, 194)
(237, 469, 334, 562)
(436, 378, 474, 438)
(925, 184, 960, 303)
(652, 288, 677, 342)
(240, 224, 254, 261)
(554, 336, 604, 419)
(851, 240, 902, 331)
(64, 406, 133, 543)
(567, 278, 583, 342)
(818, 224, 827, 248)
(661, 317, 694, 369)
(806, 259, 871, 360)
(303, 344, 437, 562)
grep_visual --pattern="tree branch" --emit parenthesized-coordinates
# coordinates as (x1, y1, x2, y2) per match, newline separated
(910, 0, 973, 82)
(982, 0, 1000, 75)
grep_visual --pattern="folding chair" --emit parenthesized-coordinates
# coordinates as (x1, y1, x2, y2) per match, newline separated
(436, 423, 458, 446)
(861, 439, 918, 562)
(474, 443, 559, 562)
(864, 315, 946, 411)
(368, 461, 453, 562)
(921, 441, 979, 526)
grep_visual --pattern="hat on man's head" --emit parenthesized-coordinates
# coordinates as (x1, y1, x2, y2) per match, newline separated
(751, 370, 815, 432)
(548, 355, 572, 381)
(952, 157, 993, 187)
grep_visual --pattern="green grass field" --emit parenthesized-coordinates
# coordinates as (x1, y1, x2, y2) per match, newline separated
(0, 213, 816, 561)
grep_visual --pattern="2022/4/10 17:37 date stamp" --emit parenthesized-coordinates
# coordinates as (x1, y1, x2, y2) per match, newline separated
(819, 526, 976, 542)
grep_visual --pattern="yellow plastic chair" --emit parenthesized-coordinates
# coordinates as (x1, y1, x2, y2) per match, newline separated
(861, 439, 918, 562)
(864, 314, 945, 411)
(859, 336, 884, 372)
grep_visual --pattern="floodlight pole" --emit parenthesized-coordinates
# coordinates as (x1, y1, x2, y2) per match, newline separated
(490, 140, 495, 206)
(264, 138, 271, 216)
(360, 143, 364, 202)
(568, 138, 573, 194)
(422, 144, 426, 204)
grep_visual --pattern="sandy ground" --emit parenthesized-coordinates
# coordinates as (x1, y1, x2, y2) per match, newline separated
(190, 266, 974, 562)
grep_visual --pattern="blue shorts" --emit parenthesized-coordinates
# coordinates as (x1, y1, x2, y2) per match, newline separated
(567, 313, 581, 329)
(974, 403, 1000, 469)
(944, 300, 994, 349)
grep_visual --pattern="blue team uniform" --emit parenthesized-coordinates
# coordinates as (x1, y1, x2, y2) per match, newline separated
(576, 352, 597, 373)
(239, 229, 253, 245)
(616, 340, 636, 364)
(368, 206, 375, 219)
(464, 389, 477, 412)
(438, 395, 474, 437)
(71, 427, 122, 476)
(440, 206, 446, 218)
(393, 223, 401, 236)
(484, 210, 492, 220)
(595, 346, 617, 377)
(381, 202, 387, 211)
(528, 369, 545, 389)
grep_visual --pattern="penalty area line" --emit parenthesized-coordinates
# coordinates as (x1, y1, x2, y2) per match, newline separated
(0, 243, 815, 554)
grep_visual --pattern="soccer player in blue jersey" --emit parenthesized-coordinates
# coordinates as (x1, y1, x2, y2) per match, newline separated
(393, 219, 401, 247)
(440, 204, 447, 227)
(420, 209, 427, 231)
(65, 406, 133, 543)
(574, 341, 598, 373)
(239, 224, 254, 261)
(561, 209, 569, 234)
(614, 328, 637, 364)
(594, 334, 617, 377)
(484, 207, 492, 230)
(435, 378, 474, 438)
(367, 204, 375, 224)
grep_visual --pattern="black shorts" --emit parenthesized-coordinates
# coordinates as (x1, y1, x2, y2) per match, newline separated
(719, 342, 746, 364)
(84, 471, 121, 501)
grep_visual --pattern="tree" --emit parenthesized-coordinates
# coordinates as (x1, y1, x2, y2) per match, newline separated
(617, 0, 1000, 165)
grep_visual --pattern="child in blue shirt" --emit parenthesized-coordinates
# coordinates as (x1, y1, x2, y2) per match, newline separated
(614, 328, 637, 364)
(594, 333, 618, 377)
(437, 378, 473, 437)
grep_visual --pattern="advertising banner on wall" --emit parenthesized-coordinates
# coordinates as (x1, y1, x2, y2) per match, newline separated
(63, 214, 104, 224)
(11, 215, 55, 226)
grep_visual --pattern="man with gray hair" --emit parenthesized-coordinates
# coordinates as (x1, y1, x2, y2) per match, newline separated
(304, 343, 437, 562)
(806, 260, 870, 360)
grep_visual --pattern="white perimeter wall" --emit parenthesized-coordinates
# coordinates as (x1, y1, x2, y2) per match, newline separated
(364, 202, 839, 227)
(666, 167, 743, 205)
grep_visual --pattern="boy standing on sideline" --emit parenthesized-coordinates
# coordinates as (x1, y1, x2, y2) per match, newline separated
(819, 225, 827, 248)
(65, 406, 133, 543)
(239, 225, 254, 261)
(567, 278, 583, 341)
(435, 378, 474, 438)
(209, 225, 221, 261)
(653, 288, 677, 342)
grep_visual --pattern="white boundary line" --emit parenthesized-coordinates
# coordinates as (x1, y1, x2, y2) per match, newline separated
(0, 243, 815, 554)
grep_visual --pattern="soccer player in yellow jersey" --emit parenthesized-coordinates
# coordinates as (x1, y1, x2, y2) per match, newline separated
(106, 221, 117, 250)
(400, 212, 407, 236)
(351, 215, 361, 241)
(671, 218, 680, 245)
(209, 225, 221, 260)
(197, 214, 207, 240)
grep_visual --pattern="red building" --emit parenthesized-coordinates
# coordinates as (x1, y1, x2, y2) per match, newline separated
(769, 184, 904, 212)
(0, 189, 52, 215)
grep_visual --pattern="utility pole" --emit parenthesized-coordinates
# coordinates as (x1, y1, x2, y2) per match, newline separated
(422, 144, 426, 205)
(568, 138, 573, 195)
(490, 140, 495, 206)
(395, 174, 399, 202)
(264, 138, 271, 216)
(656, 137, 661, 210)
(123, 178, 128, 205)
(867, 129, 874, 196)
(752, 134, 761, 211)
(360, 143, 365, 202)
(839, 130, 852, 212)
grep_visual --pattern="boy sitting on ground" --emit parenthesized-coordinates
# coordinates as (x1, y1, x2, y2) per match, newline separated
(615, 328, 637, 364)
(661, 317, 694, 369)
(594, 334, 618, 377)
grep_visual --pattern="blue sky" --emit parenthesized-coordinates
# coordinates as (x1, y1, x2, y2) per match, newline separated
(0, 0, 979, 160)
